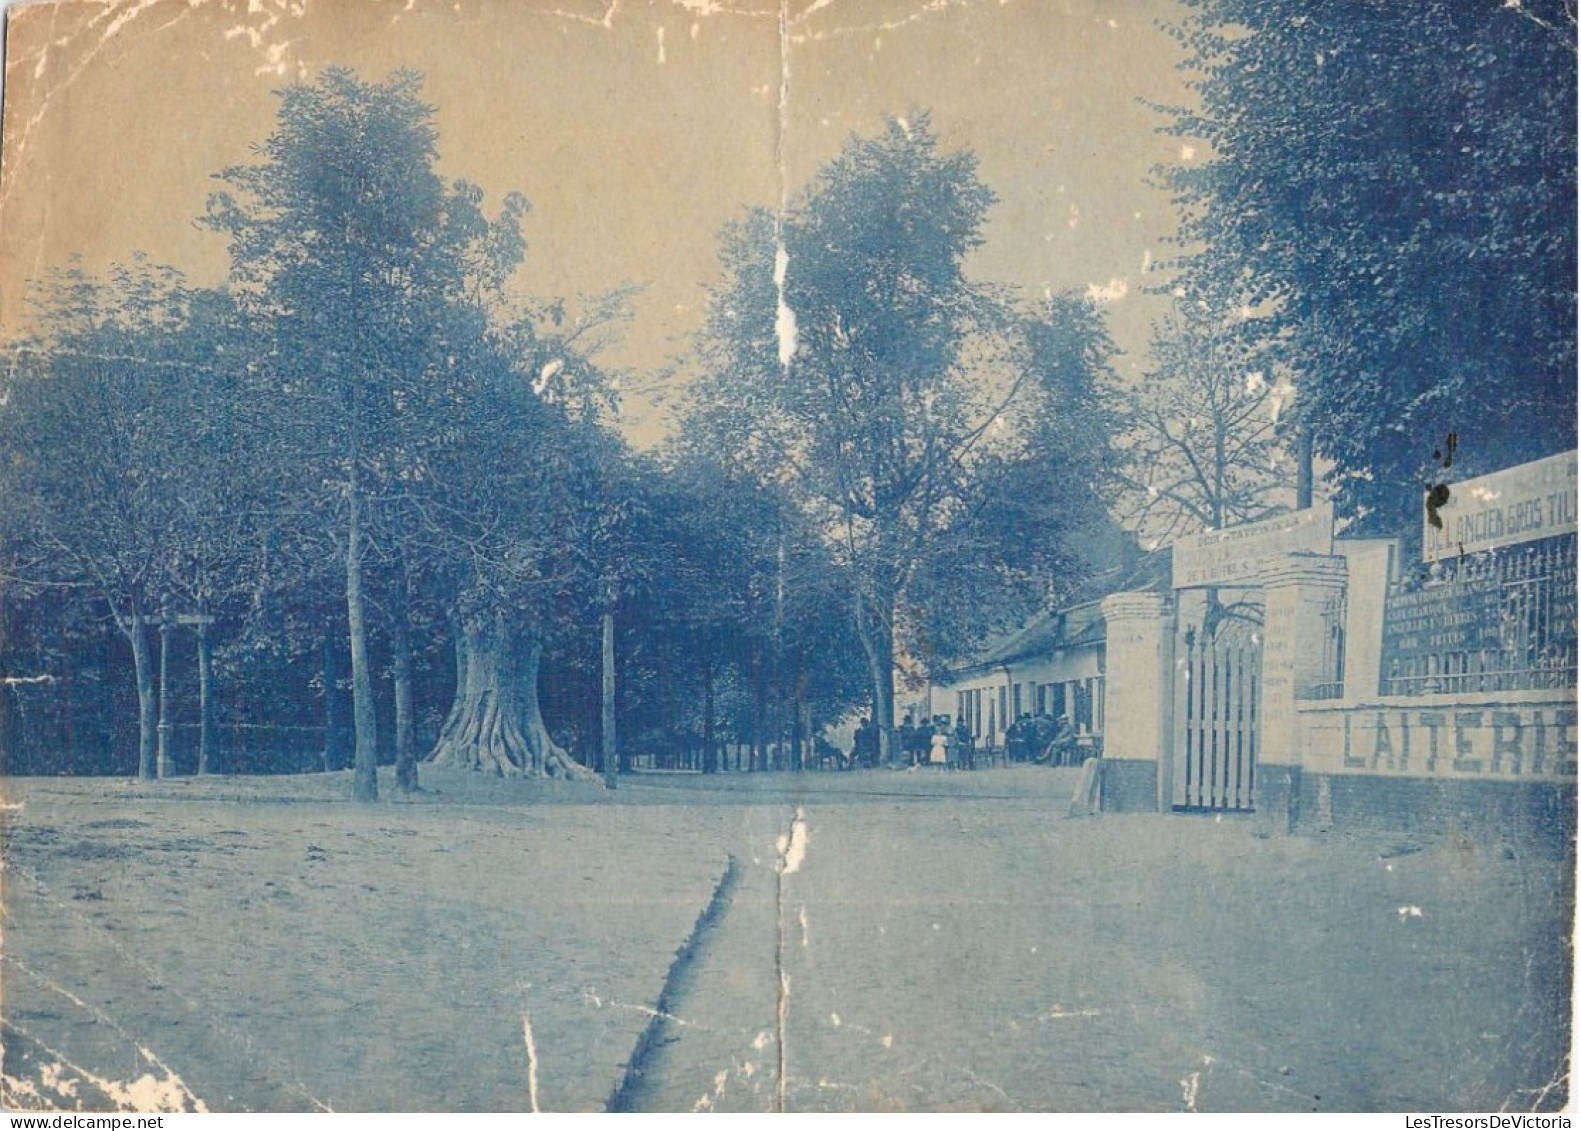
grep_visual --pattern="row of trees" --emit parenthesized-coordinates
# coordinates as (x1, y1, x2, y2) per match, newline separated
(0, 71, 879, 791)
(8, 0, 1568, 789)
(0, 74, 1133, 788)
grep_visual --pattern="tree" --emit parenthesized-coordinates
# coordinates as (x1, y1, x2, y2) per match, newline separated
(1115, 303, 1294, 548)
(419, 324, 615, 782)
(3, 70, 622, 787)
(689, 115, 1117, 759)
(902, 293, 1122, 666)
(1158, 0, 1576, 533)
(156, 289, 277, 776)
(0, 262, 243, 780)
(1113, 300, 1298, 640)
(204, 68, 531, 798)
(629, 449, 869, 772)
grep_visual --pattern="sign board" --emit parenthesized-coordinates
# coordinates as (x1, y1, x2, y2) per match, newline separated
(1382, 533, 1576, 694)
(1302, 702, 1578, 782)
(1424, 450, 1577, 562)
(1379, 573, 1505, 677)
(1171, 503, 1334, 589)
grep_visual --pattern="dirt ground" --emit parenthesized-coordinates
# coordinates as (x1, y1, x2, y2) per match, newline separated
(0, 766, 1572, 1112)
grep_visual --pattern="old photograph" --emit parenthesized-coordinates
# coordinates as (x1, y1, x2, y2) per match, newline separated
(0, 0, 1574, 1114)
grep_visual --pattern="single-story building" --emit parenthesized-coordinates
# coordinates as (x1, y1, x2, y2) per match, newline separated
(901, 548, 1170, 754)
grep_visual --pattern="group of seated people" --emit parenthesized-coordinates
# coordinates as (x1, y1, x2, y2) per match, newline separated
(1004, 711, 1082, 765)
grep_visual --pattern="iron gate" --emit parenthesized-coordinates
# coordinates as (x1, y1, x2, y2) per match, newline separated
(1174, 618, 1261, 812)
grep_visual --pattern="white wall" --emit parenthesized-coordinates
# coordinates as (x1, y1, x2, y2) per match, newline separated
(929, 643, 1106, 743)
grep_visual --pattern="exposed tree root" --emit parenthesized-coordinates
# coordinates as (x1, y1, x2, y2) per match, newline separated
(426, 611, 601, 783)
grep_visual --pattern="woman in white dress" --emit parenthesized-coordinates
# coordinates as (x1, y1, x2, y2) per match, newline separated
(929, 723, 951, 766)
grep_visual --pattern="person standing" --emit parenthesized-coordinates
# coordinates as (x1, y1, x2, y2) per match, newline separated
(1051, 713, 1078, 766)
(854, 716, 878, 768)
(954, 717, 975, 770)
(930, 719, 951, 767)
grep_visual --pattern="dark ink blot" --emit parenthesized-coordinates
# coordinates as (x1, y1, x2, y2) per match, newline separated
(1425, 434, 1460, 532)
(1424, 482, 1452, 529)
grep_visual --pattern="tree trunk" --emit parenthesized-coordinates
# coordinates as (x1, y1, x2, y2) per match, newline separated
(600, 609, 617, 788)
(856, 591, 897, 764)
(800, 700, 813, 772)
(0, 608, 12, 773)
(346, 475, 379, 802)
(1296, 424, 1314, 510)
(701, 655, 716, 774)
(61, 664, 74, 773)
(196, 623, 215, 775)
(124, 616, 156, 781)
(427, 611, 598, 781)
(791, 644, 808, 771)
(390, 585, 419, 795)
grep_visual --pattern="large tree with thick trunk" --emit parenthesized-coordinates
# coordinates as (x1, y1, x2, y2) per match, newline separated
(4, 70, 623, 787)
(204, 68, 533, 798)
(428, 613, 587, 778)
(406, 323, 626, 787)
(412, 321, 616, 782)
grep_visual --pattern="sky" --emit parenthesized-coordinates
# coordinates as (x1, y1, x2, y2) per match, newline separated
(0, 0, 1196, 445)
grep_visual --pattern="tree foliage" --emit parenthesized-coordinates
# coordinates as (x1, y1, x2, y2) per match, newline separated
(0, 262, 250, 778)
(1159, 0, 1576, 531)
(2, 70, 632, 789)
(623, 450, 868, 769)
(1115, 303, 1294, 547)
(689, 115, 1119, 752)
(904, 294, 1121, 664)
(202, 68, 538, 796)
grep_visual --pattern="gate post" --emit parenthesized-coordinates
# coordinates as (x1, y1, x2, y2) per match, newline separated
(1339, 541, 1395, 696)
(1260, 554, 1349, 831)
(1099, 591, 1174, 812)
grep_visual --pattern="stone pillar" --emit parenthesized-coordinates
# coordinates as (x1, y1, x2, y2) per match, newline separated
(1259, 553, 1349, 831)
(1099, 591, 1175, 812)
(1338, 542, 1394, 699)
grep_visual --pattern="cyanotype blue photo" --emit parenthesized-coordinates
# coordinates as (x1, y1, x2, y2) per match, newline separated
(0, 0, 1573, 1114)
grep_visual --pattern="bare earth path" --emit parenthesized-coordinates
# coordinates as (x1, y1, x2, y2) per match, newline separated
(1, 767, 1571, 1112)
